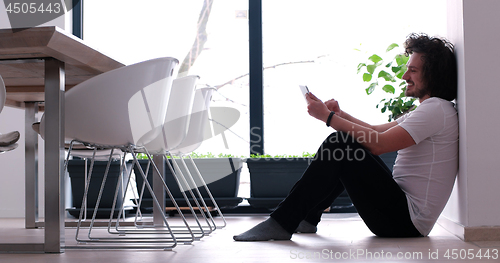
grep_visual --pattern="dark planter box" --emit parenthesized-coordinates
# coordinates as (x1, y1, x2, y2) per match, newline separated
(133, 158, 243, 212)
(67, 159, 129, 218)
(246, 158, 319, 210)
(246, 152, 398, 212)
(247, 158, 309, 197)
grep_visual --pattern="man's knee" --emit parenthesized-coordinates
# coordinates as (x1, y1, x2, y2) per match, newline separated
(315, 132, 368, 162)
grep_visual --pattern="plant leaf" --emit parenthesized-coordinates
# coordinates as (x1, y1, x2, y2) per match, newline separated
(395, 54, 409, 66)
(366, 64, 377, 74)
(363, 73, 372, 82)
(391, 65, 404, 73)
(378, 71, 395, 82)
(404, 100, 415, 107)
(394, 106, 402, 115)
(365, 82, 377, 94)
(357, 63, 366, 74)
(386, 43, 399, 52)
(382, 84, 395, 94)
(369, 54, 383, 64)
(396, 70, 405, 79)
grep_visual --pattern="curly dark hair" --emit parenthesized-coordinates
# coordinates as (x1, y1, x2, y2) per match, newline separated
(404, 33, 457, 101)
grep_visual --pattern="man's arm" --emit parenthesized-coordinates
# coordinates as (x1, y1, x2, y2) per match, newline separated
(329, 116, 415, 155)
(323, 98, 398, 133)
(338, 111, 398, 133)
(308, 94, 415, 155)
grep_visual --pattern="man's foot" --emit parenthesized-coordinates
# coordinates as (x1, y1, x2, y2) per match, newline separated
(0, 131, 20, 146)
(233, 217, 292, 241)
(294, 220, 317, 233)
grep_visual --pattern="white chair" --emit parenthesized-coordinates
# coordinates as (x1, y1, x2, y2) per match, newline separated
(142, 75, 199, 154)
(120, 75, 214, 240)
(140, 86, 227, 234)
(40, 57, 177, 146)
(38, 57, 188, 249)
(165, 87, 229, 229)
(0, 75, 20, 153)
(75, 73, 206, 247)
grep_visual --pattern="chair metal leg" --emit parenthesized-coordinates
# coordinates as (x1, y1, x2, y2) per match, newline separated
(85, 148, 116, 240)
(174, 155, 217, 233)
(71, 145, 179, 250)
(129, 152, 205, 240)
(108, 154, 135, 229)
(113, 147, 196, 240)
(67, 142, 223, 249)
(185, 154, 227, 229)
(74, 147, 98, 242)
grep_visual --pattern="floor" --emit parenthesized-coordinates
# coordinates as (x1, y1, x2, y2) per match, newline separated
(1, 213, 499, 263)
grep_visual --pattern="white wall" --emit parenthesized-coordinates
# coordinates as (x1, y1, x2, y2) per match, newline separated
(443, 0, 468, 227)
(0, 107, 28, 217)
(443, 0, 500, 228)
(0, 108, 49, 218)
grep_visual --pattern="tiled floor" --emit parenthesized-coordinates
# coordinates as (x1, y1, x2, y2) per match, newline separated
(0, 213, 499, 263)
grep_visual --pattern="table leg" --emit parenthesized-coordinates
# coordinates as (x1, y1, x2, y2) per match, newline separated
(152, 155, 165, 226)
(43, 58, 65, 253)
(24, 102, 39, 229)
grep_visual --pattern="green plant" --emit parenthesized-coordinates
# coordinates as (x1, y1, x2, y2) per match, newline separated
(136, 152, 244, 160)
(249, 152, 316, 159)
(357, 43, 417, 122)
(136, 153, 150, 160)
(188, 152, 244, 158)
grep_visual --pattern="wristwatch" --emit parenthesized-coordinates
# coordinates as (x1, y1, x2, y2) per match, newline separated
(326, 111, 335, 127)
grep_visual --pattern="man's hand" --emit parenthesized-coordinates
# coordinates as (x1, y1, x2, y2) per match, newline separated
(324, 99, 342, 118)
(305, 93, 331, 123)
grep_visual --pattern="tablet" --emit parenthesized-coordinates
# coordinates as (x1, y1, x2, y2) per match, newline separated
(299, 85, 310, 102)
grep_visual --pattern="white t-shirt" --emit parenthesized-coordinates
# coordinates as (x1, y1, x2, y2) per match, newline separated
(395, 97, 459, 236)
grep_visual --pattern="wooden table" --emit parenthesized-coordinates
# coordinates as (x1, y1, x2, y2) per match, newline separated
(0, 26, 124, 253)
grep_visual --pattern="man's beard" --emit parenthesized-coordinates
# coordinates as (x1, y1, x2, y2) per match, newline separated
(405, 82, 429, 99)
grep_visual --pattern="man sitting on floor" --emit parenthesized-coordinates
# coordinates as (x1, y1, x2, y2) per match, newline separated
(234, 33, 458, 241)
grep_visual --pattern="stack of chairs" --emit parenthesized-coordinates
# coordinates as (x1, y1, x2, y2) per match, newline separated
(36, 57, 226, 250)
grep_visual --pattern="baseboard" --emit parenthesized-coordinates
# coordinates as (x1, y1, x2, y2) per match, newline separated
(437, 216, 500, 241)
(464, 226, 500, 242)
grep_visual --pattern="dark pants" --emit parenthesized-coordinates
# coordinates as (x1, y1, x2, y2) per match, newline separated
(270, 132, 422, 237)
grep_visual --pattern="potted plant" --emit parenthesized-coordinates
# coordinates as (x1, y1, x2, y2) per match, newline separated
(132, 153, 244, 213)
(356, 42, 405, 180)
(357, 43, 416, 122)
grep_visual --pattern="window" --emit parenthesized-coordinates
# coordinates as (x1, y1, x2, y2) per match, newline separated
(83, 0, 446, 156)
(261, 0, 447, 155)
(83, 0, 250, 156)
